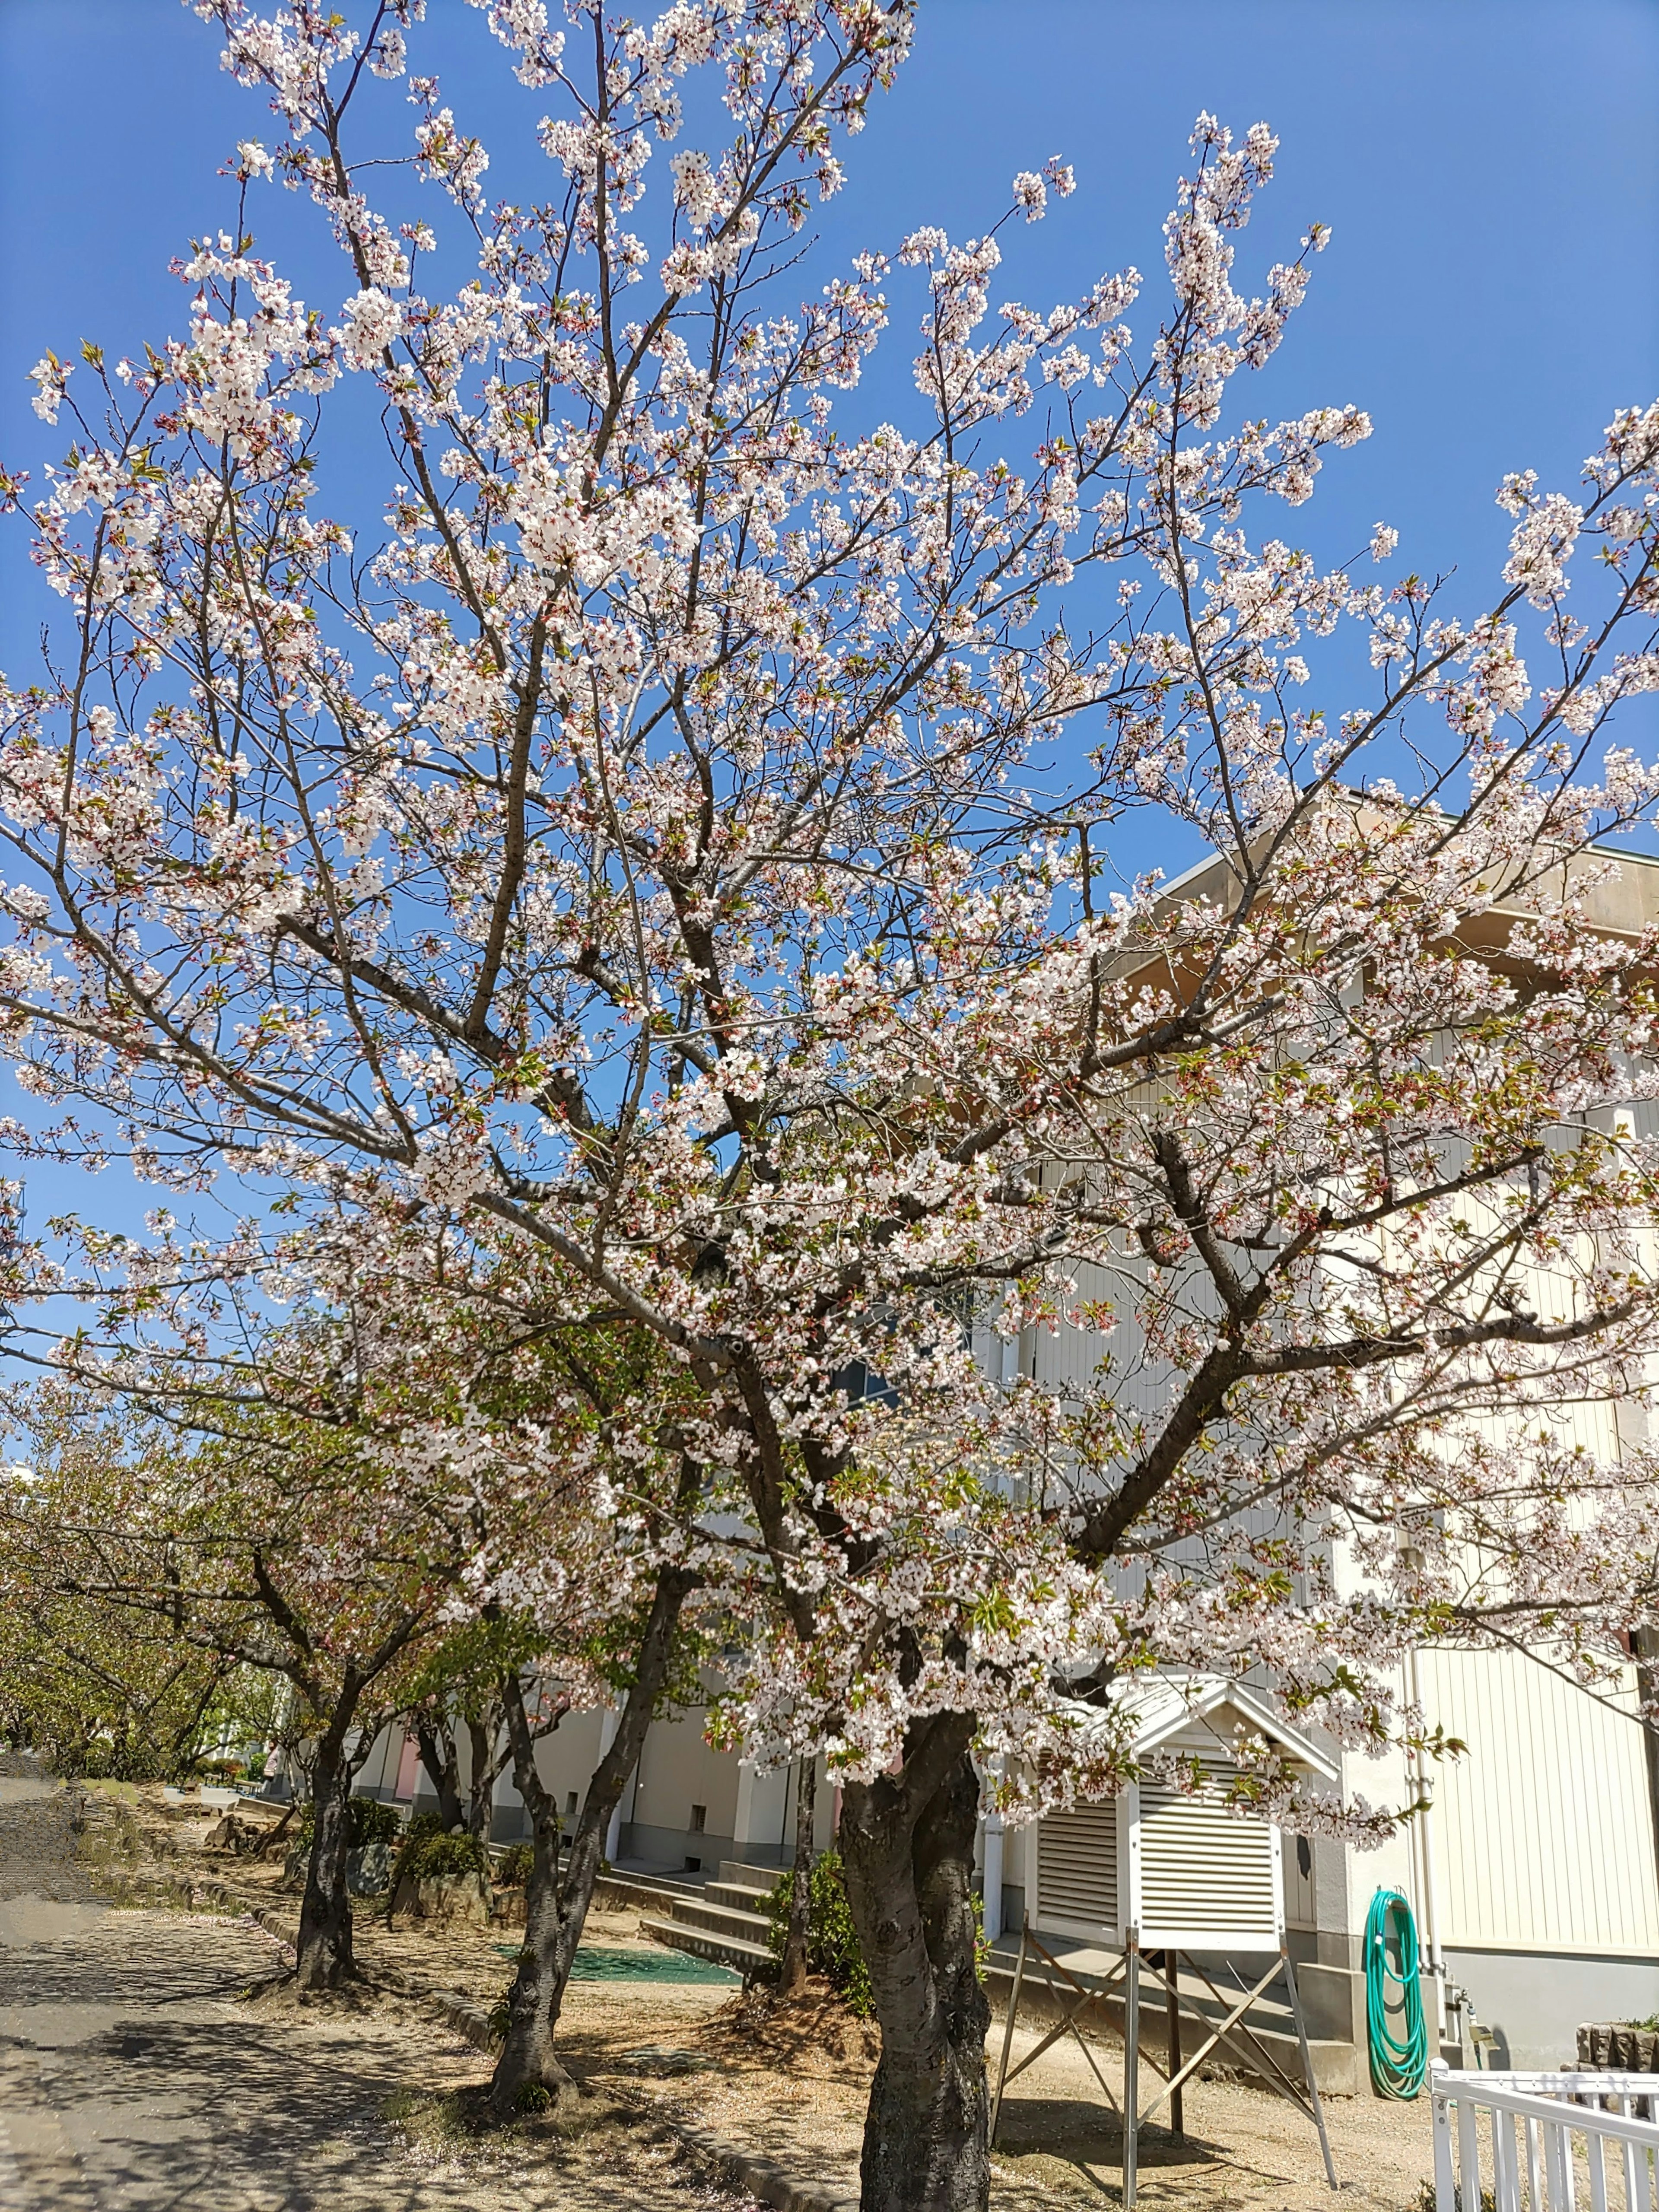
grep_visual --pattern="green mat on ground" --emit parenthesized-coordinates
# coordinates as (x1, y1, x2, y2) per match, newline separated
(492, 1942, 740, 1985)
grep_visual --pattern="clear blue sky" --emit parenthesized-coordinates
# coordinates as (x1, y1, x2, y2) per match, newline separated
(1, 0, 1657, 1243)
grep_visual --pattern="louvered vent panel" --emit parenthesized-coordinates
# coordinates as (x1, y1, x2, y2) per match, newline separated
(1037, 1803, 1119, 1926)
(1138, 1767, 1277, 1939)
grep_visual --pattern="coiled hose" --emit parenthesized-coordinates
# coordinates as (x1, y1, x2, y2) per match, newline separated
(1365, 1886, 1428, 2098)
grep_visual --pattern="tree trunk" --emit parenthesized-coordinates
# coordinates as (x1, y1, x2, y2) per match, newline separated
(839, 1723, 990, 2212)
(489, 1673, 577, 2113)
(413, 1714, 464, 1831)
(294, 1724, 358, 1990)
(465, 1711, 497, 1840)
(779, 1753, 817, 1999)
(489, 1564, 693, 2115)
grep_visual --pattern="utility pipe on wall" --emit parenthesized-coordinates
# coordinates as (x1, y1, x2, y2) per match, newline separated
(1407, 1645, 1448, 2041)
(982, 1809, 1005, 1943)
(979, 1755, 1006, 1943)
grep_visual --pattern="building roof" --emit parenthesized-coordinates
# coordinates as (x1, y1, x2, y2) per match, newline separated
(1059, 1671, 1341, 1783)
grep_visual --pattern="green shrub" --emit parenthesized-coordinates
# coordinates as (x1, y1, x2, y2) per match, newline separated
(291, 1793, 404, 1853)
(389, 1810, 487, 1887)
(399, 1808, 448, 1851)
(350, 1796, 404, 1848)
(766, 1850, 873, 2017)
(496, 1842, 535, 1887)
(418, 1831, 488, 1879)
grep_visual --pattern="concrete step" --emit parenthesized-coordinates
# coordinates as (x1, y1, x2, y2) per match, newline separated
(594, 1868, 705, 1916)
(717, 1859, 788, 1893)
(610, 1862, 708, 1896)
(641, 1913, 774, 1976)
(706, 1879, 776, 1915)
(660, 1896, 773, 1944)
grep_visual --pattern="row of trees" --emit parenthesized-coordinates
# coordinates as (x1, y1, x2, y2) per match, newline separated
(0, 1270, 709, 2117)
(5, 4, 1659, 2206)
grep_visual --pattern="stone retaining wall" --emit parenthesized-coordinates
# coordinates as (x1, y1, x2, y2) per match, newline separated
(1577, 2023, 1659, 2072)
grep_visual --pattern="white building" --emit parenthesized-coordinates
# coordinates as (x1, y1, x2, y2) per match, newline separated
(355, 842, 1659, 2079)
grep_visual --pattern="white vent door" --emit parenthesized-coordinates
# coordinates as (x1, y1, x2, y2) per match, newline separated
(1036, 1802, 1121, 1936)
(1135, 1763, 1279, 1948)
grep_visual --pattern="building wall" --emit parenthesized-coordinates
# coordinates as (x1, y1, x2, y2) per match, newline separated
(533, 1707, 610, 1830)
(1444, 1946, 1659, 2071)
(622, 1704, 741, 1872)
(355, 1720, 404, 1801)
(486, 1707, 612, 1840)
(1419, 1646, 1659, 1958)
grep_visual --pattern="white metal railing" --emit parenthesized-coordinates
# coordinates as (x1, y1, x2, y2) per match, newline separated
(1432, 2065, 1659, 2212)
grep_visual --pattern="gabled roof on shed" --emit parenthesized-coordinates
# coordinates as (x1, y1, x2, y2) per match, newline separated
(1059, 1670, 1340, 1783)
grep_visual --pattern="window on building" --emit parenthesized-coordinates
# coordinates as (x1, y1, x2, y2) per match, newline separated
(689, 1803, 707, 1834)
(565, 1791, 578, 1817)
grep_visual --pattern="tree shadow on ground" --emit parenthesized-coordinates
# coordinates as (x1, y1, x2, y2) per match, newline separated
(1, 1907, 742, 2212)
(992, 2092, 1221, 2198)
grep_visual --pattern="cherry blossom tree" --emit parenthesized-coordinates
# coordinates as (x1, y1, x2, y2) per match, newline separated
(302, 1225, 717, 2117)
(400, 1621, 551, 1843)
(0, 1515, 243, 1780)
(6, 3, 1659, 2204)
(15, 1186, 722, 2099)
(0, 1382, 474, 1985)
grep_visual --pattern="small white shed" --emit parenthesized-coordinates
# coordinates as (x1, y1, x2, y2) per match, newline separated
(1031, 1673, 1339, 1954)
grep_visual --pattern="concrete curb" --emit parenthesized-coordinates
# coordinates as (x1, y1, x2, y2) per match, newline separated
(253, 1908, 298, 1962)
(426, 1987, 856, 2212)
(160, 1877, 296, 1964)
(658, 2117, 859, 2212)
(430, 1987, 501, 2050)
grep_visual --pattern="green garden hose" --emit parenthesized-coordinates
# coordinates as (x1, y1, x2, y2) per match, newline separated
(1365, 1887, 1428, 2098)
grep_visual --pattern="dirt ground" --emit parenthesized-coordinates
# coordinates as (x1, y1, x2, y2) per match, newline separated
(623, 1975, 1438, 2211)
(0, 1766, 757, 2212)
(0, 1764, 1441, 2209)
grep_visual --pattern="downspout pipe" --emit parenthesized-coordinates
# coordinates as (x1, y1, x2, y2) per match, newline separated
(1407, 1646, 1448, 2043)
(979, 1754, 1006, 1942)
(982, 1808, 1005, 1944)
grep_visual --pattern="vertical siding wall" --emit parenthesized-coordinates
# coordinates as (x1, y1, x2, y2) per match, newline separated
(1419, 1646, 1659, 1955)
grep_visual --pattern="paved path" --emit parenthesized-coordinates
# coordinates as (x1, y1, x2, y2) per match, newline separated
(0, 1769, 753, 2210)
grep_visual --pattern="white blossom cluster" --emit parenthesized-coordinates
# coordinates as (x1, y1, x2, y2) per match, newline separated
(4, 0, 1659, 1874)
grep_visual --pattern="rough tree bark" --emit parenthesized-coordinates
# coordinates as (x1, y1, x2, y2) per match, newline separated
(413, 1714, 464, 1832)
(294, 1702, 365, 1990)
(488, 1563, 693, 2114)
(463, 1700, 515, 1840)
(779, 1753, 817, 1999)
(838, 1718, 990, 2212)
(465, 1712, 495, 1838)
(489, 1672, 578, 2110)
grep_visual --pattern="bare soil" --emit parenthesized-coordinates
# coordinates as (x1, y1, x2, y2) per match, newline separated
(3, 1767, 1441, 2208)
(0, 1763, 758, 2211)
(613, 1981, 1438, 2210)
